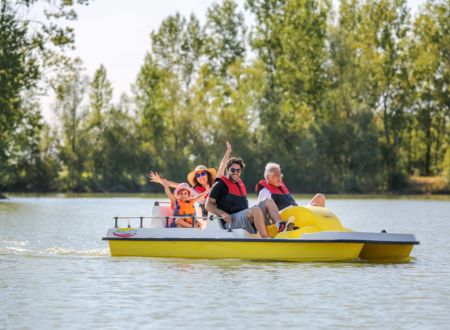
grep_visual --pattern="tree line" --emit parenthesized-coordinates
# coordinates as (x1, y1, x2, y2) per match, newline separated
(1, 0, 449, 194)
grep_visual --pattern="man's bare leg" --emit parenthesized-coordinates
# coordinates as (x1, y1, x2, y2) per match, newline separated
(263, 198, 281, 223)
(248, 207, 270, 238)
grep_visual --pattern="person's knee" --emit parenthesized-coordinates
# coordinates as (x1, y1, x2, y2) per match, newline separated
(264, 198, 276, 208)
(310, 193, 325, 207)
(249, 207, 263, 219)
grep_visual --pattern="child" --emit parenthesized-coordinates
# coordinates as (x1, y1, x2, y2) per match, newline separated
(161, 180, 206, 228)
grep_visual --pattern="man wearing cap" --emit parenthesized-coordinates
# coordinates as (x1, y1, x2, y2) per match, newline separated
(206, 157, 284, 238)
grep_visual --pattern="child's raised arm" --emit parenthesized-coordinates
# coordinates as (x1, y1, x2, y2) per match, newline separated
(162, 179, 177, 203)
(191, 191, 207, 203)
(149, 171, 179, 188)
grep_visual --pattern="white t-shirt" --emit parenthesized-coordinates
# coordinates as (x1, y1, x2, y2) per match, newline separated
(257, 188, 272, 204)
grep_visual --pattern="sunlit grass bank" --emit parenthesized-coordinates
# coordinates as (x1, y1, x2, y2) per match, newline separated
(407, 176, 449, 194)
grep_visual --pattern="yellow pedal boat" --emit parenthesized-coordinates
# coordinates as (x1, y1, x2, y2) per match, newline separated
(102, 203, 419, 262)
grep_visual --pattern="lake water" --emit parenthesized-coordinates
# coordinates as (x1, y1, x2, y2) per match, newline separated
(1, 196, 449, 329)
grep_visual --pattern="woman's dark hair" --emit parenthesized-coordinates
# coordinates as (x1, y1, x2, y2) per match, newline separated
(226, 157, 246, 170)
(207, 172, 214, 185)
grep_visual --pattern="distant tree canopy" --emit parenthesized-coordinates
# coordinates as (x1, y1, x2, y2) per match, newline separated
(1, 0, 449, 194)
(0, 0, 90, 192)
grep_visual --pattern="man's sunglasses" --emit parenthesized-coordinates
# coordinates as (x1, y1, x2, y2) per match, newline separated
(229, 168, 242, 173)
(195, 171, 207, 178)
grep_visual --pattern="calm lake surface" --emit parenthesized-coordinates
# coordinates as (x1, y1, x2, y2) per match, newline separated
(1, 195, 449, 329)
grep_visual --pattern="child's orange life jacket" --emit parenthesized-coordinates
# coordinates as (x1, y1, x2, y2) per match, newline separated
(173, 199, 196, 224)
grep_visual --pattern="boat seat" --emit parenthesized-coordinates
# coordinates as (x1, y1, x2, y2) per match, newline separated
(150, 202, 172, 228)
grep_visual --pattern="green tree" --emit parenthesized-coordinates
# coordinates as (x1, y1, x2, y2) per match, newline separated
(83, 64, 113, 189)
(96, 98, 141, 192)
(53, 64, 89, 191)
(7, 94, 59, 191)
(0, 1, 39, 192)
(204, 0, 247, 78)
(135, 13, 205, 183)
(317, 0, 384, 192)
(409, 0, 450, 176)
(247, 0, 330, 190)
(246, 0, 285, 143)
(352, 0, 413, 189)
(191, 59, 267, 186)
(1, 0, 90, 194)
(134, 53, 179, 182)
(181, 0, 251, 170)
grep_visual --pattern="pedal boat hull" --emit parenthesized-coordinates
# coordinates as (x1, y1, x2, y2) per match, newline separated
(105, 236, 363, 262)
(277, 206, 419, 262)
(103, 205, 419, 262)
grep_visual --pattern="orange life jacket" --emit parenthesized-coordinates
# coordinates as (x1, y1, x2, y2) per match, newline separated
(174, 199, 196, 224)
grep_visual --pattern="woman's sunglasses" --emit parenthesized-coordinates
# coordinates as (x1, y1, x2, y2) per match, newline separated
(195, 171, 207, 178)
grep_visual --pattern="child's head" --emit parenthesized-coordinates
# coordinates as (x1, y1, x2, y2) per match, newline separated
(174, 183, 195, 201)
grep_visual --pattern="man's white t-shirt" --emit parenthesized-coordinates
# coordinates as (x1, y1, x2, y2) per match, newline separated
(257, 188, 272, 204)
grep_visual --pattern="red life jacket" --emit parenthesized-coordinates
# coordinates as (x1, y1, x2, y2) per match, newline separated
(255, 179, 297, 210)
(193, 184, 208, 200)
(216, 176, 248, 214)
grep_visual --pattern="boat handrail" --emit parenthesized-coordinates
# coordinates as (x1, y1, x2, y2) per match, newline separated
(112, 215, 224, 229)
(153, 201, 171, 206)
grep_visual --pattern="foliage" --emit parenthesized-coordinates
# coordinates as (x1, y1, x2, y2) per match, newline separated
(0, 0, 90, 192)
(1, 0, 449, 194)
(409, 0, 450, 176)
(0, 3, 38, 163)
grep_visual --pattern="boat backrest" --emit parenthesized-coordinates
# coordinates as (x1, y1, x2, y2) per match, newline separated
(151, 202, 173, 228)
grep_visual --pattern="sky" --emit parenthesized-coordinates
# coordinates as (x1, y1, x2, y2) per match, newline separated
(67, 0, 227, 101)
(39, 0, 425, 120)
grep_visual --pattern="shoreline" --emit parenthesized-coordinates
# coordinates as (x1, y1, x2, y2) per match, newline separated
(1, 192, 449, 201)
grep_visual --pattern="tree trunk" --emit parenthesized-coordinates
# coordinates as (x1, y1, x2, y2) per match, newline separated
(424, 108, 432, 176)
(433, 115, 446, 171)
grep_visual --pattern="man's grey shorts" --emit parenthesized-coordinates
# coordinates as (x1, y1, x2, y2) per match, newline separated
(230, 200, 271, 234)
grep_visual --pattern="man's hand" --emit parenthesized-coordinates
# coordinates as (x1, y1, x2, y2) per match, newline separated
(226, 141, 232, 154)
(221, 212, 231, 223)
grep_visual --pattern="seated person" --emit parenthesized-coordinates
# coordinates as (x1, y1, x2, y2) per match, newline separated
(206, 157, 284, 238)
(256, 162, 326, 211)
(161, 180, 205, 228)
